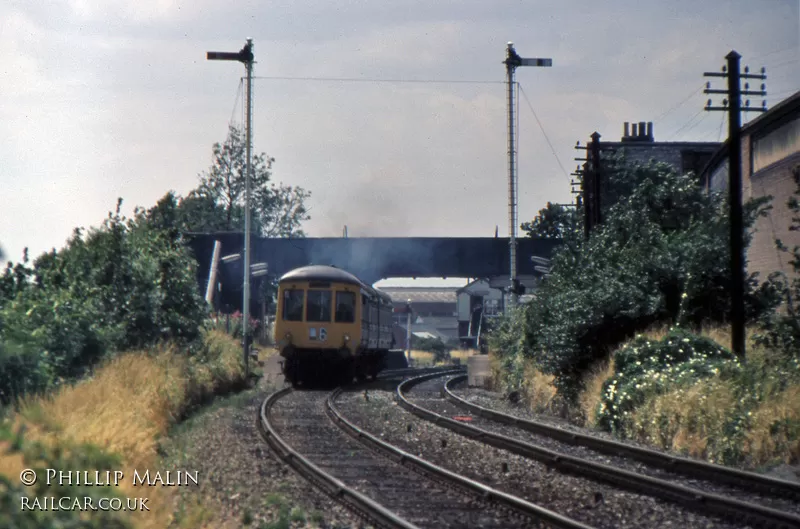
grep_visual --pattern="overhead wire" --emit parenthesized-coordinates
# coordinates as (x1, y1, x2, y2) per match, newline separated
(251, 75, 504, 85)
(666, 107, 705, 140)
(752, 45, 799, 61)
(518, 83, 570, 180)
(682, 111, 710, 137)
(653, 85, 704, 124)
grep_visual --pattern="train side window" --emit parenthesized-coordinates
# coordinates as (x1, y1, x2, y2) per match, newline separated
(335, 291, 356, 323)
(282, 289, 304, 322)
(306, 290, 332, 322)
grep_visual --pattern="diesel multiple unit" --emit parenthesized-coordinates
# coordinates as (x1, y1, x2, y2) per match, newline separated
(273, 265, 396, 386)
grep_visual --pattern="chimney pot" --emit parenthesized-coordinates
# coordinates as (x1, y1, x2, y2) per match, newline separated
(647, 121, 653, 139)
(639, 121, 646, 137)
(624, 122, 630, 138)
(632, 123, 638, 137)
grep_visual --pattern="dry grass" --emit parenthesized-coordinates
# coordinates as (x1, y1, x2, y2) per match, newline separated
(449, 349, 480, 362)
(520, 361, 558, 414)
(579, 356, 616, 427)
(629, 377, 738, 460)
(409, 350, 435, 366)
(577, 324, 800, 467)
(0, 328, 245, 529)
(744, 384, 800, 465)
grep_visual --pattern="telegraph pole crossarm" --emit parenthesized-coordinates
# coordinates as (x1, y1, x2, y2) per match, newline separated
(703, 50, 767, 361)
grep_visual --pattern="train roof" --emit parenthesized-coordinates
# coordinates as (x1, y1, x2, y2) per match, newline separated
(279, 265, 393, 303)
(279, 265, 364, 286)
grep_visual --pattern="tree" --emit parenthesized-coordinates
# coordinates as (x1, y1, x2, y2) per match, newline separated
(193, 125, 311, 237)
(490, 154, 775, 399)
(522, 202, 578, 239)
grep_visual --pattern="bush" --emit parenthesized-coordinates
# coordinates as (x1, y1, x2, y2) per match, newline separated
(0, 330, 247, 528)
(587, 326, 800, 466)
(411, 336, 451, 363)
(0, 199, 208, 404)
(596, 328, 738, 434)
(0, 424, 134, 529)
(489, 154, 775, 401)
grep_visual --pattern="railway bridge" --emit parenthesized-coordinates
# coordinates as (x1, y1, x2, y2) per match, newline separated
(186, 232, 562, 312)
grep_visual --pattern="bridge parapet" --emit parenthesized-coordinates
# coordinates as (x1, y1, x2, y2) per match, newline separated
(186, 234, 562, 309)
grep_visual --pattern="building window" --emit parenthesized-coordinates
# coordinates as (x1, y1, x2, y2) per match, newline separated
(335, 291, 356, 323)
(306, 290, 332, 322)
(484, 299, 500, 316)
(282, 289, 304, 322)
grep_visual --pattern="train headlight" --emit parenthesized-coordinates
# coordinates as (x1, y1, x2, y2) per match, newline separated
(284, 332, 292, 342)
(344, 334, 350, 342)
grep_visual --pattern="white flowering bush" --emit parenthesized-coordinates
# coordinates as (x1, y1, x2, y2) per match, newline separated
(596, 328, 738, 434)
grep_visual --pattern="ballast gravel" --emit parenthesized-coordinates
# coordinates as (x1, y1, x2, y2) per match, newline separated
(335, 386, 756, 529)
(158, 371, 367, 529)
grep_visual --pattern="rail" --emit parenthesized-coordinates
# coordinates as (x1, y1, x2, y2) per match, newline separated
(396, 372, 800, 529)
(444, 374, 800, 499)
(328, 371, 595, 529)
(259, 387, 421, 529)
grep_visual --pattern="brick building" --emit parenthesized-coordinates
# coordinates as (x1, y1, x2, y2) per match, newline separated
(596, 120, 721, 179)
(577, 121, 721, 234)
(699, 90, 800, 283)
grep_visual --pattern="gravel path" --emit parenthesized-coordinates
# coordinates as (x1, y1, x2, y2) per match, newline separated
(158, 372, 364, 529)
(336, 384, 756, 529)
(417, 378, 800, 515)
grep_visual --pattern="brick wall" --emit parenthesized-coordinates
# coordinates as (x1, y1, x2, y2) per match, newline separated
(622, 145, 684, 169)
(746, 155, 800, 282)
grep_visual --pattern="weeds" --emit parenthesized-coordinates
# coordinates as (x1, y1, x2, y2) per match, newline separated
(0, 328, 246, 528)
(581, 325, 800, 468)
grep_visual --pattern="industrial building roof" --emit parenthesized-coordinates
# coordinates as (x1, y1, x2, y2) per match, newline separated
(380, 287, 458, 304)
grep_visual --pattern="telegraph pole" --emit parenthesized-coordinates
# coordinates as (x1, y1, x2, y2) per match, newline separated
(703, 51, 767, 360)
(574, 142, 592, 238)
(208, 38, 255, 377)
(503, 42, 551, 307)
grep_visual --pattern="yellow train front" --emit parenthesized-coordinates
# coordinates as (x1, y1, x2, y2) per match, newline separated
(273, 265, 395, 387)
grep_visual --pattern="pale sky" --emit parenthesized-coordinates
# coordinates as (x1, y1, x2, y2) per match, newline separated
(2, 1, 799, 287)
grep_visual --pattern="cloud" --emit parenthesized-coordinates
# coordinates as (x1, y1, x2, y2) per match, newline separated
(1, 0, 798, 267)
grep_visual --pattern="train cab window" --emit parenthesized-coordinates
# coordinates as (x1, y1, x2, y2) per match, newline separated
(282, 289, 304, 321)
(335, 291, 356, 323)
(306, 290, 332, 322)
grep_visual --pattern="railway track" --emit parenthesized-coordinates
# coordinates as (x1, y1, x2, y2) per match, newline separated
(259, 367, 605, 529)
(396, 372, 800, 529)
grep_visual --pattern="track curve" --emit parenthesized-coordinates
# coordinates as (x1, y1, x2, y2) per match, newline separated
(395, 372, 800, 529)
(259, 368, 583, 528)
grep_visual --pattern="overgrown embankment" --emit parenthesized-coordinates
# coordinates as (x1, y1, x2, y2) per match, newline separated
(0, 328, 247, 529)
(488, 154, 800, 470)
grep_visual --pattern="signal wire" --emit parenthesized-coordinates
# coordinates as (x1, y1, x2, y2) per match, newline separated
(518, 83, 570, 180)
